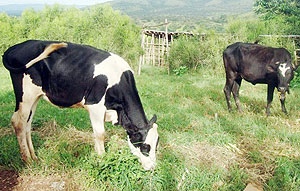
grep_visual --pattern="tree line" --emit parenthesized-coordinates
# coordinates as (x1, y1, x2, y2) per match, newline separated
(0, 4, 141, 69)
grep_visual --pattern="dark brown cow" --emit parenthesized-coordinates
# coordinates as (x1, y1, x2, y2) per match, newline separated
(223, 42, 298, 115)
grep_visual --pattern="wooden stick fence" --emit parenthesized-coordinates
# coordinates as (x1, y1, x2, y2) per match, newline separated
(295, 49, 300, 65)
(138, 19, 205, 75)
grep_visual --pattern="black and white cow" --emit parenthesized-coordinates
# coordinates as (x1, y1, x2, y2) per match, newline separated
(223, 42, 298, 115)
(3, 40, 159, 170)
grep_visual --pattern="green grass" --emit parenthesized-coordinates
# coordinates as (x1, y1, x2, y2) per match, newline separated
(1, 65, 300, 190)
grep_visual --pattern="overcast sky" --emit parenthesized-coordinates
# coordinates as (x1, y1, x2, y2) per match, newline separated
(0, 0, 111, 6)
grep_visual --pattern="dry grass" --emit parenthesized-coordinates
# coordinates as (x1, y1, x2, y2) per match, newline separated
(38, 120, 94, 145)
(168, 140, 239, 170)
(237, 136, 300, 185)
(0, 127, 13, 137)
(168, 131, 300, 186)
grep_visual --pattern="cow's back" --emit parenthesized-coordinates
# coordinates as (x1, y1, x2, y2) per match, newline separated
(3, 40, 132, 107)
(223, 42, 285, 83)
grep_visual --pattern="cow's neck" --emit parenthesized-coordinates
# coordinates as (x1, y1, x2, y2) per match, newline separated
(122, 93, 148, 129)
(120, 70, 148, 129)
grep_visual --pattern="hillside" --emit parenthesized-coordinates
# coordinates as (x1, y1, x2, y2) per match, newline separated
(108, 0, 254, 18)
(0, 4, 85, 16)
(0, 0, 255, 31)
(0, 4, 45, 16)
(107, 0, 254, 31)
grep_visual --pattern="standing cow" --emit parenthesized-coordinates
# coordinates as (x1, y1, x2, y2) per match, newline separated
(2, 40, 159, 170)
(223, 42, 298, 115)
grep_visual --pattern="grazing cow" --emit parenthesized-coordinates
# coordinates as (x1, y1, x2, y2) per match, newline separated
(2, 40, 159, 170)
(223, 42, 298, 115)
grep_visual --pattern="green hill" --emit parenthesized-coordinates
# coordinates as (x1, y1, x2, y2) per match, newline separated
(107, 0, 254, 31)
(109, 0, 253, 18)
(0, 0, 254, 31)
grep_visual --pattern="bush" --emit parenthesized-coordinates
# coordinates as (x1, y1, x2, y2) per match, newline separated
(168, 32, 237, 74)
(168, 37, 203, 73)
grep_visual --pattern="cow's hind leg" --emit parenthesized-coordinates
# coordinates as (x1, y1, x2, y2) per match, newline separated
(224, 74, 235, 112)
(25, 98, 40, 160)
(11, 74, 43, 163)
(266, 84, 275, 116)
(12, 97, 40, 162)
(232, 78, 242, 112)
(86, 103, 106, 155)
(12, 105, 32, 162)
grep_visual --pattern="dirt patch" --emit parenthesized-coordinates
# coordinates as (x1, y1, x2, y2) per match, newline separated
(0, 169, 19, 191)
(0, 168, 80, 191)
(13, 173, 81, 191)
(14, 175, 65, 191)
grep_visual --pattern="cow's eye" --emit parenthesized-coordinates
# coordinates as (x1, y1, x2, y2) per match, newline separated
(140, 144, 150, 156)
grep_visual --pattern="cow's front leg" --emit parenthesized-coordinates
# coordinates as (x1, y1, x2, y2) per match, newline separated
(266, 85, 275, 116)
(280, 94, 287, 115)
(86, 104, 106, 155)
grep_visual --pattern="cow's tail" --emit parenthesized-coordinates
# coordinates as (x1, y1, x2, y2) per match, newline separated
(2, 42, 67, 73)
(25, 42, 68, 69)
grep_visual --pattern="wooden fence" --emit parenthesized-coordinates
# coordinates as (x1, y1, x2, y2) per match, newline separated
(296, 49, 300, 65)
(138, 19, 205, 75)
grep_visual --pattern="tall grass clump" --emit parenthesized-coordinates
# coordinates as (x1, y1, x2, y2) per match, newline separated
(168, 32, 237, 75)
(168, 37, 203, 73)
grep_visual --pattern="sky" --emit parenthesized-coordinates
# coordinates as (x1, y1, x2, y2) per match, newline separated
(0, 0, 111, 6)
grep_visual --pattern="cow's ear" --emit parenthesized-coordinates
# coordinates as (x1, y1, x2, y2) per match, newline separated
(148, 114, 157, 127)
(266, 64, 278, 73)
(293, 62, 300, 71)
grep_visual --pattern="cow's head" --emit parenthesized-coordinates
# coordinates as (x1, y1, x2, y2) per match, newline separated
(126, 115, 159, 170)
(276, 61, 294, 100)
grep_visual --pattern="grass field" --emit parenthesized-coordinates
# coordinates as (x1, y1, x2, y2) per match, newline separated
(1, 65, 300, 190)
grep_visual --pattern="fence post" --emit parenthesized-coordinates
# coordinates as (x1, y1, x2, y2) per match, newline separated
(138, 30, 145, 75)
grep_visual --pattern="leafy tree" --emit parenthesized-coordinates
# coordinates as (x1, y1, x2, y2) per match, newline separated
(254, 0, 300, 34)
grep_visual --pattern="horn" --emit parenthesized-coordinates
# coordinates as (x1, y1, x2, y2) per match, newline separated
(148, 114, 157, 127)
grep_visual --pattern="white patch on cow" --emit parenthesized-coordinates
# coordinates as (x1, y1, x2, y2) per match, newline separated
(23, 74, 45, 100)
(278, 63, 290, 77)
(104, 110, 118, 125)
(93, 53, 133, 88)
(128, 123, 159, 170)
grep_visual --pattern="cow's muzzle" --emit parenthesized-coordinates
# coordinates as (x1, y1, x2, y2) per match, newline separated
(278, 87, 286, 92)
(278, 87, 288, 100)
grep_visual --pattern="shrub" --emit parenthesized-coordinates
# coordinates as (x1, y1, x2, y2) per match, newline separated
(168, 37, 203, 72)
